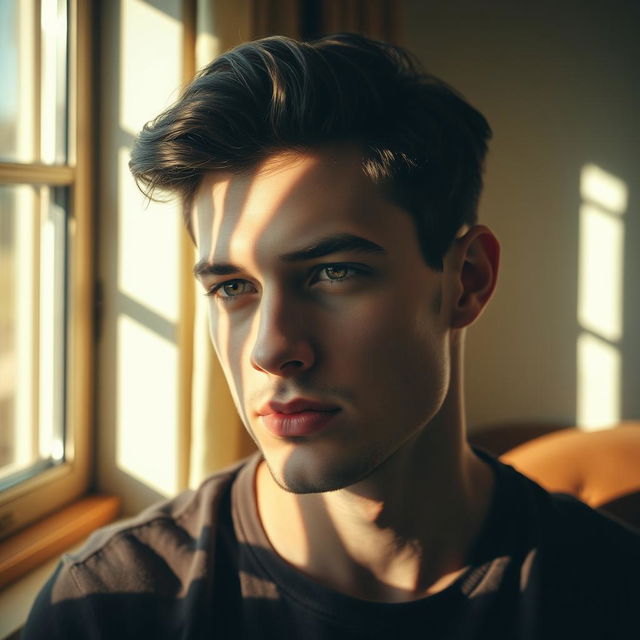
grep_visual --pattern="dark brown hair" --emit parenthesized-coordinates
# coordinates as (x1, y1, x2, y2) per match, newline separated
(129, 33, 491, 268)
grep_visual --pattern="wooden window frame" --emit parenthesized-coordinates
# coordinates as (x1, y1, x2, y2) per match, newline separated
(0, 0, 95, 548)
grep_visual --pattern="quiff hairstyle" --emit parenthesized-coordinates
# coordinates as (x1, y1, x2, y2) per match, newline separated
(129, 33, 491, 268)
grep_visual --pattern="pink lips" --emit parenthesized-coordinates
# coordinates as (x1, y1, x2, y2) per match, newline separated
(257, 399, 341, 437)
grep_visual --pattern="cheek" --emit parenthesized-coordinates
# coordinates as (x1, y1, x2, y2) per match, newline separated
(322, 297, 448, 405)
(208, 309, 255, 416)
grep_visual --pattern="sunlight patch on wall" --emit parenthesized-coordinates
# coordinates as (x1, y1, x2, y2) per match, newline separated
(576, 164, 627, 431)
(196, 0, 220, 70)
(580, 163, 628, 214)
(116, 313, 179, 497)
(576, 333, 621, 430)
(577, 204, 624, 342)
(117, 146, 179, 324)
(120, 0, 182, 137)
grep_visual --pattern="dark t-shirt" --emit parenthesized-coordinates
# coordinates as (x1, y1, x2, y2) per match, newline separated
(23, 449, 640, 639)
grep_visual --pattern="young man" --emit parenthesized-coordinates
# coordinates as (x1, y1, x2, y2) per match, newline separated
(25, 34, 638, 639)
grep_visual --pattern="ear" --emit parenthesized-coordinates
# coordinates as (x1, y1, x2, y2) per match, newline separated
(444, 225, 500, 329)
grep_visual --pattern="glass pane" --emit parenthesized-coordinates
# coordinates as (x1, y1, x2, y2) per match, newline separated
(0, 184, 67, 490)
(41, 0, 69, 164)
(0, 0, 37, 162)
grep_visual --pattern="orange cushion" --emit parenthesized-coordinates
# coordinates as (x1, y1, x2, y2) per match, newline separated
(500, 423, 640, 508)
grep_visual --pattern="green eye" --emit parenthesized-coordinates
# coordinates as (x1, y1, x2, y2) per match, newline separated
(222, 281, 248, 296)
(323, 265, 349, 280)
(313, 263, 368, 286)
(207, 279, 255, 300)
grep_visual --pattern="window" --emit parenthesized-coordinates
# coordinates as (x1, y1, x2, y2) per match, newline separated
(0, 0, 93, 540)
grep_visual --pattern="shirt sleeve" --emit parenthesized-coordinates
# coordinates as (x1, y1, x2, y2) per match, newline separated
(22, 561, 98, 640)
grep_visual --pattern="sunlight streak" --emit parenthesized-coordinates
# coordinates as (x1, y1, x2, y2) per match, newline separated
(116, 313, 179, 497)
(117, 146, 179, 324)
(577, 204, 624, 342)
(576, 165, 627, 431)
(576, 333, 621, 430)
(580, 163, 628, 214)
(120, 0, 181, 137)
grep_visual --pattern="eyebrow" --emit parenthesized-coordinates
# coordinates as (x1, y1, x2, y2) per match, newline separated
(193, 233, 387, 279)
(280, 233, 387, 262)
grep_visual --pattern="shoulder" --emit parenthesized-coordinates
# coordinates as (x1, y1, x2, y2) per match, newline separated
(67, 455, 249, 591)
(535, 489, 640, 590)
(482, 448, 640, 549)
(495, 453, 640, 557)
(23, 455, 256, 639)
(480, 448, 640, 577)
(504, 457, 640, 556)
(483, 453, 640, 637)
(544, 490, 640, 547)
(492, 455, 640, 635)
(534, 493, 639, 638)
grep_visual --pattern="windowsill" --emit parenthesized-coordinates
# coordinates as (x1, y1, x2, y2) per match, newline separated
(0, 494, 120, 639)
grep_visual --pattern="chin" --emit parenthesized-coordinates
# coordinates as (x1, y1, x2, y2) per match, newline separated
(264, 447, 385, 494)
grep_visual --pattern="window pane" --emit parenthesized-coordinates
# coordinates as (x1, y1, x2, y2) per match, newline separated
(41, 0, 69, 164)
(0, 0, 37, 162)
(0, 0, 69, 164)
(0, 184, 68, 490)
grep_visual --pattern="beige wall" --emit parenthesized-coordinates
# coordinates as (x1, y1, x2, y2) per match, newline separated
(403, 1, 640, 430)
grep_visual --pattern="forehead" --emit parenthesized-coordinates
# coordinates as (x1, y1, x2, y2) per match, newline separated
(192, 147, 414, 268)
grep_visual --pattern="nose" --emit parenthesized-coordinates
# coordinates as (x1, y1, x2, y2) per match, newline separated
(249, 293, 315, 376)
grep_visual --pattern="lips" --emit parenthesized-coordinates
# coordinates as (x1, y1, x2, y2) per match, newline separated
(257, 398, 341, 437)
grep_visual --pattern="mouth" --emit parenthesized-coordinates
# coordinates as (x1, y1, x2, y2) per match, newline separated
(257, 398, 342, 438)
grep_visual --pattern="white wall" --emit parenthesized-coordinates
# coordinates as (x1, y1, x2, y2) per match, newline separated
(403, 1, 640, 430)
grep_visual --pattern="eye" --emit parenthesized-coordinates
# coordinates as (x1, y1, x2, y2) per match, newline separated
(312, 263, 364, 285)
(319, 265, 351, 281)
(206, 279, 256, 301)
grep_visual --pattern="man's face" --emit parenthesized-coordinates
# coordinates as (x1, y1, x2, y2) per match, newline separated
(193, 147, 452, 493)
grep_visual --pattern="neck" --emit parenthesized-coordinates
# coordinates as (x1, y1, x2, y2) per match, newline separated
(256, 336, 495, 602)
